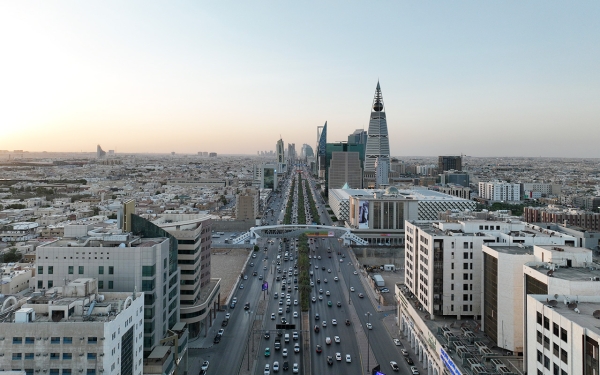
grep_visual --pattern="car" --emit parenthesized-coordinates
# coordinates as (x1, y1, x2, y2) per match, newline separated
(353, 271, 358, 275)
(334, 336, 340, 343)
(316, 345, 322, 353)
(243, 275, 248, 280)
(264, 266, 268, 270)
(335, 353, 342, 361)
(325, 290, 330, 296)
(366, 323, 372, 330)
(315, 265, 318, 269)
(358, 293, 364, 298)
(281, 317, 287, 324)
(350, 287, 355, 292)
(380, 288, 390, 293)
(327, 356, 333, 365)
(327, 300, 332, 307)
(322, 321, 327, 327)
(264, 364, 270, 375)
(319, 295, 323, 301)
(339, 258, 344, 262)
(279, 299, 284, 305)
(201, 361, 209, 371)
(332, 319, 337, 325)
(239, 284, 244, 289)
(405, 357, 414, 365)
(282, 348, 288, 357)
(325, 337, 331, 345)
(345, 354, 351, 363)
(274, 292, 279, 299)
(213, 335, 221, 344)
(310, 281, 315, 286)
(259, 274, 263, 280)
(345, 319, 351, 326)
(312, 296, 316, 302)
(293, 311, 298, 318)
(230, 302, 236, 308)
(390, 361, 399, 371)
(264, 332, 271, 339)
(334, 277, 339, 281)
(273, 361, 279, 372)
(293, 331, 299, 340)
(292, 363, 299, 374)
(323, 278, 327, 283)
(314, 325, 320, 333)
(401, 349, 409, 356)
(318, 256, 321, 259)
(279, 308, 283, 315)
(282, 361, 289, 371)
(394, 338, 402, 346)
(410, 366, 420, 375)
(285, 307, 290, 313)
(294, 299, 298, 305)
(294, 343, 300, 353)
(225, 313, 230, 319)
(252, 254, 257, 259)
(271, 313, 276, 320)
(337, 301, 342, 307)
(244, 302, 250, 310)
(328, 269, 331, 273)
(322, 266, 326, 270)
(217, 329, 224, 336)
(315, 313, 320, 320)
(265, 347, 271, 357)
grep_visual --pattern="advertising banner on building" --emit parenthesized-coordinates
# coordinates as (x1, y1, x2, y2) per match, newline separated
(358, 200, 369, 229)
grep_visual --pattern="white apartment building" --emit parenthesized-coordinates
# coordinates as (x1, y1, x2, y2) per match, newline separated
(36, 224, 179, 353)
(526, 294, 600, 375)
(521, 183, 561, 197)
(0, 279, 144, 375)
(478, 180, 521, 202)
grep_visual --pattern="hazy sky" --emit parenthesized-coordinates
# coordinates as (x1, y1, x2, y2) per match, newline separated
(1, 2, 599, 157)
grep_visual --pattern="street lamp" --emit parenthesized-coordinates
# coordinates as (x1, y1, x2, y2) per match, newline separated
(365, 312, 372, 374)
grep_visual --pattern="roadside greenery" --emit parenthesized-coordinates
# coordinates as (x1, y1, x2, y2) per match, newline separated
(297, 233, 311, 311)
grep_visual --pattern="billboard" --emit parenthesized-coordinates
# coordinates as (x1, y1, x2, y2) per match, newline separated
(262, 282, 269, 291)
(358, 200, 369, 229)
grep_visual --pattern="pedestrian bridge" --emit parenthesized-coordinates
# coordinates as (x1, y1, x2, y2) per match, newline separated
(232, 224, 368, 246)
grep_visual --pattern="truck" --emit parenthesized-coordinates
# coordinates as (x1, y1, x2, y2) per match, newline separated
(383, 264, 396, 272)
(372, 274, 385, 287)
(274, 338, 281, 350)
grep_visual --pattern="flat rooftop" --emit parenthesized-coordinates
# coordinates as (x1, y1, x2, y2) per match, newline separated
(532, 295, 600, 337)
(486, 245, 534, 256)
(528, 264, 600, 281)
(38, 236, 166, 248)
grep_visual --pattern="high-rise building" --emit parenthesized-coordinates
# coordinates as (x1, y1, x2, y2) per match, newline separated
(478, 180, 521, 202)
(236, 188, 259, 220)
(364, 82, 390, 173)
(328, 152, 362, 190)
(97, 145, 106, 159)
(317, 122, 327, 178)
(438, 156, 462, 172)
(348, 129, 367, 145)
(375, 157, 389, 188)
(325, 142, 365, 191)
(276, 138, 285, 164)
(301, 144, 314, 159)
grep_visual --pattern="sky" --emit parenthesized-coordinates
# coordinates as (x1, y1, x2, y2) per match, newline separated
(0, 2, 599, 158)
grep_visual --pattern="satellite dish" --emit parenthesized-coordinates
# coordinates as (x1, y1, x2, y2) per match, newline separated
(568, 302, 578, 310)
(592, 310, 600, 319)
(548, 300, 558, 307)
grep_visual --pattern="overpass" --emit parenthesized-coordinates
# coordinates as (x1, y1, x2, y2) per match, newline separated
(232, 224, 368, 246)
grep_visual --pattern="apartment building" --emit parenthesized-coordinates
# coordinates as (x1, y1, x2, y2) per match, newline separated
(235, 188, 259, 220)
(478, 180, 521, 202)
(524, 206, 600, 232)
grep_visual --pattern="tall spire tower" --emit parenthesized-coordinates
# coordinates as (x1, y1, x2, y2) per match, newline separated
(364, 81, 390, 172)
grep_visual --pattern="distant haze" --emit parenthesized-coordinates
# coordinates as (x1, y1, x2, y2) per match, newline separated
(1, 2, 599, 158)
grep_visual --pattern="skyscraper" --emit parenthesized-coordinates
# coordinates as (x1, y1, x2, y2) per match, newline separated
(438, 155, 462, 172)
(364, 81, 390, 173)
(96, 144, 106, 158)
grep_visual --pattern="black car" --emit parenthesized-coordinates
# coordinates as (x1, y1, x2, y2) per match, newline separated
(264, 332, 270, 339)
(405, 357, 414, 365)
(327, 356, 333, 365)
(244, 303, 250, 310)
(213, 335, 221, 344)
(282, 361, 289, 371)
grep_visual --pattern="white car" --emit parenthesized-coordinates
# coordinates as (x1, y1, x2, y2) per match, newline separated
(366, 323, 373, 330)
(292, 363, 299, 374)
(294, 299, 298, 305)
(334, 336, 340, 343)
(325, 291, 330, 296)
(282, 348, 288, 357)
(271, 313, 276, 320)
(293, 311, 299, 318)
(353, 271, 358, 275)
(325, 336, 331, 345)
(350, 287, 355, 292)
(264, 364, 270, 375)
(312, 296, 316, 302)
(294, 343, 300, 353)
(273, 361, 279, 372)
(390, 361, 399, 371)
(334, 277, 339, 281)
(335, 353, 342, 361)
(393, 339, 401, 346)
(322, 321, 327, 327)
(225, 313, 230, 319)
(410, 366, 420, 375)
(332, 319, 337, 325)
(201, 361, 209, 371)
(278, 308, 283, 315)
(345, 354, 352, 363)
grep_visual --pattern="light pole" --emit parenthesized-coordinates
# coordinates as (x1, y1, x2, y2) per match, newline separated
(365, 312, 372, 374)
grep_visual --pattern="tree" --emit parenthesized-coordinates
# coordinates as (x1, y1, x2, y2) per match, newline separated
(92, 206, 100, 216)
(253, 245, 259, 252)
(1, 247, 22, 263)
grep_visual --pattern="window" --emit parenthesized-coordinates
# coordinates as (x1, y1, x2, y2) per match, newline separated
(451, 263, 454, 269)
(38, 266, 43, 274)
(25, 337, 35, 344)
(553, 363, 559, 375)
(451, 273, 454, 280)
(543, 335, 550, 349)
(463, 284, 469, 291)
(451, 284, 454, 290)
(50, 353, 60, 360)
(143, 265, 156, 277)
(87, 370, 96, 375)
(51, 337, 60, 344)
(553, 323, 559, 337)
(561, 328, 567, 343)
(537, 350, 543, 364)
(108, 281, 114, 289)
(13, 337, 22, 344)
(463, 252, 469, 259)
(544, 316, 550, 330)
(537, 312, 543, 325)
(63, 353, 72, 360)
(98, 266, 104, 275)
(68, 266, 73, 274)
(537, 331, 543, 344)
(463, 304, 468, 311)
(63, 337, 72, 344)
(463, 263, 469, 270)
(50, 370, 59, 375)
(88, 337, 98, 344)
(109, 266, 114, 275)
(553, 343, 559, 356)
(544, 355, 550, 369)
(79, 266, 84, 274)
(37, 280, 43, 289)
(63, 370, 72, 375)
(48, 266, 53, 274)
(98, 280, 104, 289)
(560, 349, 568, 364)
(48, 280, 53, 288)
(87, 353, 97, 360)
(463, 294, 469, 301)
(463, 242, 469, 249)
(12, 353, 22, 360)
(25, 353, 34, 360)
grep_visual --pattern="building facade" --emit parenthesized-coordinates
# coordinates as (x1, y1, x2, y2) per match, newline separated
(478, 180, 521, 202)
(327, 152, 362, 190)
(364, 82, 390, 173)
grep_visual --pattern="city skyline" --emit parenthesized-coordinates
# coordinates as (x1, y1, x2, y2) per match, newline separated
(1, 2, 599, 157)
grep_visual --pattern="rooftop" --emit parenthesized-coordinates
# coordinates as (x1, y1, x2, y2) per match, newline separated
(531, 295, 600, 337)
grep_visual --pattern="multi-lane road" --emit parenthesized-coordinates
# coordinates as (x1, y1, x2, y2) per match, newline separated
(191, 168, 415, 375)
